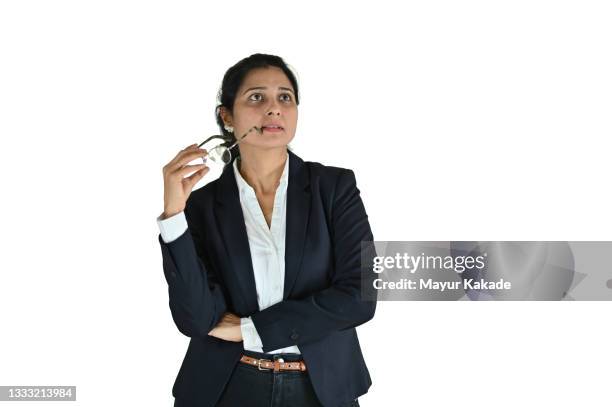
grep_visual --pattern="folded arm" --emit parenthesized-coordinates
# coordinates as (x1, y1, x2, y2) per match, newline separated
(250, 169, 378, 352)
(158, 206, 227, 339)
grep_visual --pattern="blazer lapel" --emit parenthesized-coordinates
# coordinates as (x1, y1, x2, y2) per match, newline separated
(214, 162, 259, 314)
(283, 149, 311, 299)
(213, 149, 311, 312)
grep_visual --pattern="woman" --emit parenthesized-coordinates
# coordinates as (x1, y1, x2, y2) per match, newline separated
(157, 53, 377, 407)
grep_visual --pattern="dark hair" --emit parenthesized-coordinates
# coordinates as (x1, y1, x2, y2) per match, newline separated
(214, 53, 300, 158)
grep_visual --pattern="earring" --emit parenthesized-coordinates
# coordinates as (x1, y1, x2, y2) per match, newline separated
(224, 124, 234, 133)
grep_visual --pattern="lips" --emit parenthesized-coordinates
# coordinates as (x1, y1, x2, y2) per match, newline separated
(261, 124, 284, 132)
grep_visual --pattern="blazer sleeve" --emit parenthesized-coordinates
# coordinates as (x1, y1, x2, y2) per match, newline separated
(250, 169, 378, 352)
(158, 198, 228, 338)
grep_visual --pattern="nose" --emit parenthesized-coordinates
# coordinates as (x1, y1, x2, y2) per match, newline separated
(266, 99, 281, 116)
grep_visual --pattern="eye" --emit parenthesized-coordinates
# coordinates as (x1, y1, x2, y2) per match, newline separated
(248, 93, 263, 102)
(280, 93, 293, 102)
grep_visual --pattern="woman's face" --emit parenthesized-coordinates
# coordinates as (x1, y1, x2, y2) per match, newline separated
(223, 66, 298, 152)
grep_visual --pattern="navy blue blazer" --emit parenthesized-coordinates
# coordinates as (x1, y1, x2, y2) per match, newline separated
(158, 149, 378, 407)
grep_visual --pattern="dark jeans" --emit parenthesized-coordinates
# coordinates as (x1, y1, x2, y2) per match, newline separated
(175, 350, 360, 407)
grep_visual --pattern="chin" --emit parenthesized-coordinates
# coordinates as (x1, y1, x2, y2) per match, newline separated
(240, 141, 288, 152)
(256, 135, 294, 147)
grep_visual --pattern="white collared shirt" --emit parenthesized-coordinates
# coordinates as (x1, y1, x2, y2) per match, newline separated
(157, 152, 300, 354)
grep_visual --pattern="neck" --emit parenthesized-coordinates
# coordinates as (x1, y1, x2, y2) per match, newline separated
(238, 147, 288, 195)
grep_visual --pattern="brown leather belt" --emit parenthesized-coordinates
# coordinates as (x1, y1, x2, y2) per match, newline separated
(240, 355, 307, 372)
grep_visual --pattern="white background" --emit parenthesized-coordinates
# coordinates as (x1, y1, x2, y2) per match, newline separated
(1, 1, 611, 406)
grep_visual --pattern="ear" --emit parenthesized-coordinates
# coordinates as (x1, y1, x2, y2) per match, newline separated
(219, 106, 233, 127)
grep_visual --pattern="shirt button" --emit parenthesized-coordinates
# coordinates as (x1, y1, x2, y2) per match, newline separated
(290, 333, 299, 341)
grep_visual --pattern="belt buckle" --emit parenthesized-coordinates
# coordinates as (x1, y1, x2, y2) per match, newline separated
(257, 358, 272, 371)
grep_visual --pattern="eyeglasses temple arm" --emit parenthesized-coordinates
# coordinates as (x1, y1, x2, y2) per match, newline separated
(228, 126, 262, 150)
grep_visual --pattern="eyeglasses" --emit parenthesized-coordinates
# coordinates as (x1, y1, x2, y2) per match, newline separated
(198, 126, 262, 166)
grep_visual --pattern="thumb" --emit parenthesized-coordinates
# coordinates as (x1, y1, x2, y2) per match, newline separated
(185, 167, 206, 188)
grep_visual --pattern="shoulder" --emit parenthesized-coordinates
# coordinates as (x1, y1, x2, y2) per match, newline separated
(304, 159, 351, 179)
(302, 158, 359, 200)
(304, 156, 357, 181)
(302, 158, 369, 229)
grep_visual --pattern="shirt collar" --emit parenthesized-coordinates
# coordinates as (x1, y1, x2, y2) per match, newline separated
(232, 152, 290, 195)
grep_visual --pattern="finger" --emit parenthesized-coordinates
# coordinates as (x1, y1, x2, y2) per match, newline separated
(184, 166, 209, 181)
(169, 149, 209, 171)
(175, 146, 206, 162)
(175, 163, 207, 177)
(166, 144, 204, 167)
(168, 144, 198, 165)
(166, 151, 206, 174)
(183, 166, 209, 188)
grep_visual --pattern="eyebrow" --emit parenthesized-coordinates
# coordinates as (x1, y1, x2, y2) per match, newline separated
(242, 86, 295, 95)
